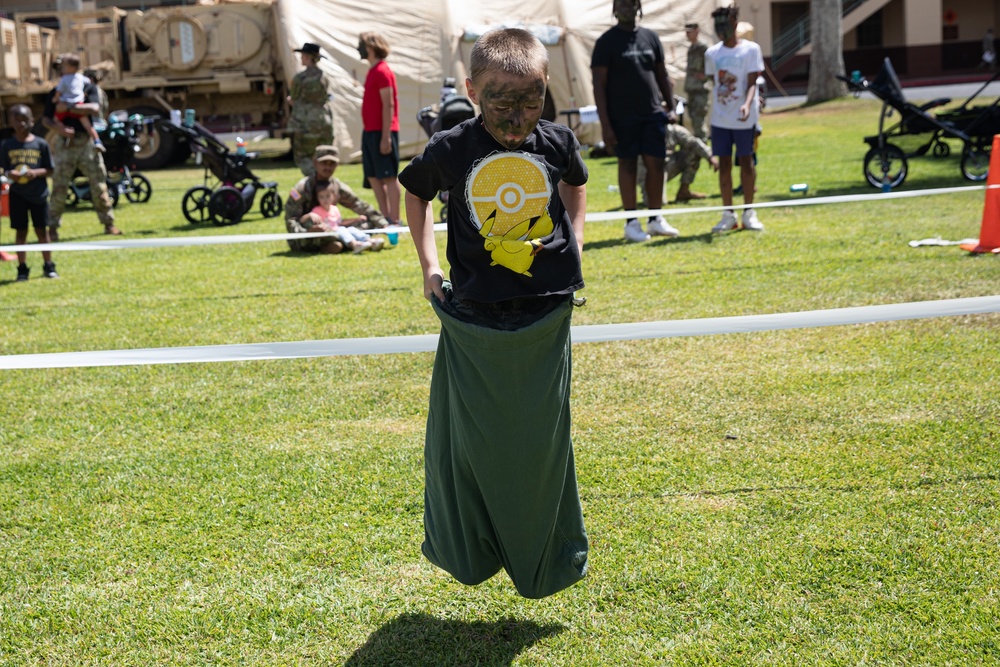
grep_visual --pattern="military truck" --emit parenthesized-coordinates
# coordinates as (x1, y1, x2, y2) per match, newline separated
(0, 0, 288, 169)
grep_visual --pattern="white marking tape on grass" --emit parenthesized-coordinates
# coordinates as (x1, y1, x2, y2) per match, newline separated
(0, 225, 424, 253)
(2, 296, 997, 370)
(0, 185, 989, 252)
(586, 184, 990, 222)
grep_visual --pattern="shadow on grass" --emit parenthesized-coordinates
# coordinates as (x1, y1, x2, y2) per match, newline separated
(583, 231, 724, 252)
(344, 612, 564, 667)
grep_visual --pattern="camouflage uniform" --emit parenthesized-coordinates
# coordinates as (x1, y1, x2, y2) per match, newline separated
(684, 40, 710, 141)
(639, 123, 713, 203)
(48, 133, 115, 230)
(287, 66, 335, 177)
(284, 175, 386, 251)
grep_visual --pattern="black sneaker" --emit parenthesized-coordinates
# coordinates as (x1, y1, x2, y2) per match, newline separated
(16, 264, 29, 281)
(43, 261, 59, 278)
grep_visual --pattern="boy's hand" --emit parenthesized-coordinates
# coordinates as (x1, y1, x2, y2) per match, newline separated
(423, 270, 445, 302)
(738, 102, 750, 121)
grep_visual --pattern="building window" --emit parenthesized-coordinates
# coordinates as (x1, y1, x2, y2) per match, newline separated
(857, 11, 883, 48)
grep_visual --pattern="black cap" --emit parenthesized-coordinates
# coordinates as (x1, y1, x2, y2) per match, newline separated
(294, 42, 324, 59)
(685, 22, 699, 30)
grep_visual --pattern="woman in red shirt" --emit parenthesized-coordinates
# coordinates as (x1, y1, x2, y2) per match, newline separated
(359, 31, 401, 224)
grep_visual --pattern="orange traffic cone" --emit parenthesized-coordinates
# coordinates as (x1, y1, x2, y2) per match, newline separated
(960, 134, 1000, 253)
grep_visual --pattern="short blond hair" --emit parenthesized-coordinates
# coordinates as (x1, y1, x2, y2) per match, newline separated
(469, 28, 548, 84)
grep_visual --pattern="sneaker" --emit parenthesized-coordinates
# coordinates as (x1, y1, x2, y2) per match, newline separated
(369, 237, 385, 252)
(16, 264, 29, 282)
(647, 216, 679, 237)
(624, 218, 650, 243)
(741, 208, 764, 231)
(352, 240, 373, 254)
(42, 261, 59, 278)
(94, 141, 106, 154)
(712, 210, 739, 233)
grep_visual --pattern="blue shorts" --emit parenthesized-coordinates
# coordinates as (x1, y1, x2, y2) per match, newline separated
(362, 130, 399, 180)
(711, 126, 756, 158)
(613, 111, 668, 159)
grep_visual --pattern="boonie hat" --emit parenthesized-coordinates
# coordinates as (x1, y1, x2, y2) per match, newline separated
(314, 145, 339, 163)
(294, 42, 325, 58)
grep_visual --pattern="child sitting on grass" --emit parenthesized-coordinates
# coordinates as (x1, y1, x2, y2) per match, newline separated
(302, 181, 384, 253)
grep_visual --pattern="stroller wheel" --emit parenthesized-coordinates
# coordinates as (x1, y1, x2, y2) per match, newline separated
(932, 141, 950, 158)
(65, 187, 79, 208)
(208, 186, 245, 226)
(960, 145, 990, 182)
(863, 144, 907, 189)
(260, 189, 283, 218)
(125, 174, 153, 204)
(181, 186, 213, 224)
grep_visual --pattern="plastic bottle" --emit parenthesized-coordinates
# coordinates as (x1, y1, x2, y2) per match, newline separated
(236, 137, 246, 156)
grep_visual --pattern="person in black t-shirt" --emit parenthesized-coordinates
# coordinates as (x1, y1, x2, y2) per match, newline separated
(0, 105, 57, 280)
(399, 28, 589, 599)
(592, 0, 677, 242)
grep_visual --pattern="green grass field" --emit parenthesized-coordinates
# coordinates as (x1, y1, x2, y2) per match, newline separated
(1, 96, 998, 666)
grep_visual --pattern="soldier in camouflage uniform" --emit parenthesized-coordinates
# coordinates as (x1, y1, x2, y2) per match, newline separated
(286, 43, 335, 177)
(42, 57, 119, 237)
(684, 23, 710, 141)
(639, 120, 718, 207)
(284, 145, 387, 253)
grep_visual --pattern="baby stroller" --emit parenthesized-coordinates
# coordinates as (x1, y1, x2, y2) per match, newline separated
(159, 118, 282, 226)
(838, 58, 1000, 188)
(65, 110, 153, 208)
(416, 78, 476, 223)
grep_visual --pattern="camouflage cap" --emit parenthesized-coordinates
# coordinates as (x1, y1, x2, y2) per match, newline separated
(314, 145, 340, 163)
(684, 22, 699, 30)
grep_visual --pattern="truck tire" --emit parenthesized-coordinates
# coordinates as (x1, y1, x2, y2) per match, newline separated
(129, 105, 177, 170)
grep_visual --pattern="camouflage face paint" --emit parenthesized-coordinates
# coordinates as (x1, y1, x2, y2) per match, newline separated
(472, 70, 547, 150)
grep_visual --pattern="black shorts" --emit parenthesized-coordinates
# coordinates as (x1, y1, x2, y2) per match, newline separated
(361, 130, 399, 180)
(8, 192, 49, 232)
(612, 110, 668, 159)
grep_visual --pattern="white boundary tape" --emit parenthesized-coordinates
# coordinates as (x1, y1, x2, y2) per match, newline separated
(0, 185, 988, 252)
(2, 296, 997, 370)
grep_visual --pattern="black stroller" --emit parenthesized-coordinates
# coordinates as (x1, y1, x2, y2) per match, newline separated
(66, 110, 153, 208)
(839, 58, 1000, 188)
(159, 119, 282, 226)
(416, 79, 476, 223)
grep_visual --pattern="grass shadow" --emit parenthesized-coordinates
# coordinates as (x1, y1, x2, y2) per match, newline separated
(344, 612, 564, 667)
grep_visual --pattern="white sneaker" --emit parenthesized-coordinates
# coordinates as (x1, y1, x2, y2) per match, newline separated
(712, 210, 739, 233)
(742, 208, 764, 231)
(624, 218, 650, 242)
(647, 216, 679, 237)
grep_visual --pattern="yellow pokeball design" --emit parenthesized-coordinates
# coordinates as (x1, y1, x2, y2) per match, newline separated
(465, 152, 554, 276)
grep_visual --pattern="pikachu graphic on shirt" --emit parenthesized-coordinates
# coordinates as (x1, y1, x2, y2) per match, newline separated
(466, 152, 554, 276)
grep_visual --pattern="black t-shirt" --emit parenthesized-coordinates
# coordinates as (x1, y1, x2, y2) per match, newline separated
(0, 135, 53, 204)
(399, 117, 587, 303)
(591, 25, 666, 120)
(42, 81, 100, 133)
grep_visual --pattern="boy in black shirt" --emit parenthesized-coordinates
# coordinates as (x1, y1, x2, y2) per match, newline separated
(0, 105, 56, 280)
(399, 27, 589, 599)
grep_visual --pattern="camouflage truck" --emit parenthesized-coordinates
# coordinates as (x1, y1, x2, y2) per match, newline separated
(0, 0, 288, 169)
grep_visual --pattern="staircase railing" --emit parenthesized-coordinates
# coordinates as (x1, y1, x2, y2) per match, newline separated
(771, 0, 868, 69)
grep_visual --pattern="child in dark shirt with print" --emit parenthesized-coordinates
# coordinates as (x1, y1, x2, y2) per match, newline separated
(399, 27, 589, 599)
(1, 105, 56, 281)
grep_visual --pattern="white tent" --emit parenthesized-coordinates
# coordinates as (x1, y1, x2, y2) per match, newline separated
(275, 0, 718, 161)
